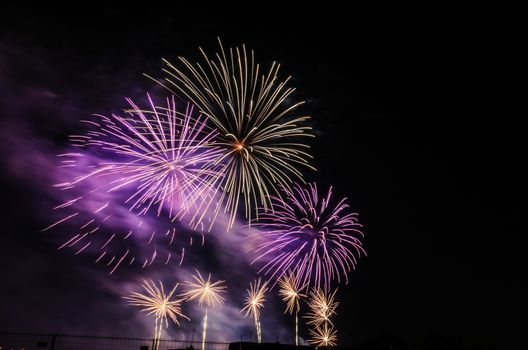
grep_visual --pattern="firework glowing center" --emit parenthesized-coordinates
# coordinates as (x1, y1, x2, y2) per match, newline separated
(164, 161, 181, 171)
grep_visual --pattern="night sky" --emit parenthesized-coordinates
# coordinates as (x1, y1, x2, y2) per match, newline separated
(0, 5, 524, 349)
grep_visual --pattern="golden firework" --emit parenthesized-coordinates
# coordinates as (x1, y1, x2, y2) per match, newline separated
(305, 288, 339, 327)
(278, 271, 306, 346)
(124, 280, 188, 350)
(150, 38, 315, 229)
(183, 270, 227, 350)
(278, 271, 306, 315)
(183, 270, 227, 307)
(241, 279, 268, 343)
(308, 323, 337, 347)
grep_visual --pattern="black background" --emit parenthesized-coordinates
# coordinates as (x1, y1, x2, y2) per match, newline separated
(0, 4, 524, 349)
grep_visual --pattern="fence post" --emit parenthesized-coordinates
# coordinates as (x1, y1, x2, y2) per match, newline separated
(49, 334, 57, 350)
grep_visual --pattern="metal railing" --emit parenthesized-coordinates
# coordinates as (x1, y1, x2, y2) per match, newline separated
(0, 333, 229, 350)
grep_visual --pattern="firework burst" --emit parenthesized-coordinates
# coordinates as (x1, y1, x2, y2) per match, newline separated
(241, 279, 268, 343)
(251, 182, 365, 291)
(308, 323, 337, 347)
(305, 288, 339, 327)
(44, 95, 223, 272)
(150, 38, 315, 229)
(278, 271, 306, 346)
(183, 270, 227, 350)
(183, 270, 227, 307)
(61, 94, 222, 220)
(124, 280, 189, 350)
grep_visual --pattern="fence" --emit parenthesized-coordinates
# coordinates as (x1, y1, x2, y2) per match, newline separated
(0, 333, 230, 350)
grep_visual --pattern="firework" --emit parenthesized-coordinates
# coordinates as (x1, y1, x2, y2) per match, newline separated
(150, 38, 315, 229)
(251, 182, 365, 291)
(308, 323, 337, 347)
(63, 94, 222, 220)
(44, 95, 222, 272)
(124, 280, 189, 350)
(278, 271, 306, 346)
(306, 288, 339, 347)
(183, 270, 227, 350)
(305, 288, 339, 327)
(241, 279, 268, 343)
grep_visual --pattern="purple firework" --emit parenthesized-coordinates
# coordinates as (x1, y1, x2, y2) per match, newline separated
(251, 182, 365, 291)
(44, 95, 223, 273)
(68, 94, 223, 219)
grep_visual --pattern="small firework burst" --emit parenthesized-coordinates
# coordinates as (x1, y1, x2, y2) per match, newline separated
(124, 280, 189, 350)
(278, 270, 306, 315)
(183, 270, 227, 350)
(241, 279, 268, 343)
(183, 270, 227, 307)
(305, 288, 339, 327)
(308, 323, 337, 347)
(278, 271, 306, 345)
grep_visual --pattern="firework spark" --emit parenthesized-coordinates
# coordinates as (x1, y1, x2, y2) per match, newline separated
(124, 280, 189, 349)
(150, 38, 315, 229)
(44, 95, 223, 272)
(278, 271, 306, 346)
(308, 323, 337, 347)
(251, 182, 365, 291)
(183, 270, 227, 350)
(305, 288, 339, 328)
(241, 279, 268, 343)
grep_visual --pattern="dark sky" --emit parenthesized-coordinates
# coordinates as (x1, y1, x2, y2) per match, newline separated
(0, 4, 524, 349)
